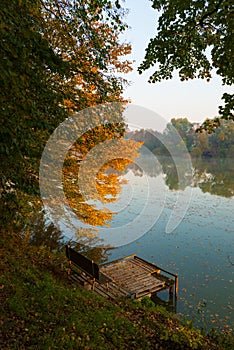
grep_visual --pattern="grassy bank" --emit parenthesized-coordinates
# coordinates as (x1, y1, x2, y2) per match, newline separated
(1, 231, 233, 349)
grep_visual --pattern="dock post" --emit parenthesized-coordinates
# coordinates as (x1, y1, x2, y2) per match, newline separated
(175, 275, 178, 298)
(169, 286, 174, 303)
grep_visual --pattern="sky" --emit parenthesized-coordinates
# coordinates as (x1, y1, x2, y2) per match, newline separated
(121, 0, 233, 129)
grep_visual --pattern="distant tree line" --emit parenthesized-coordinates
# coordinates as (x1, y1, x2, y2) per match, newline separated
(128, 118, 234, 158)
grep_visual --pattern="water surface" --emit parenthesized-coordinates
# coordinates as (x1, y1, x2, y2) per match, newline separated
(104, 157, 234, 329)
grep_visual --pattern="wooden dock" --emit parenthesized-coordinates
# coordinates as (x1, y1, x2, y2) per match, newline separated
(66, 246, 178, 302)
(100, 255, 178, 300)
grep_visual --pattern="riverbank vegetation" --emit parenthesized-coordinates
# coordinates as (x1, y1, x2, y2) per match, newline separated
(1, 231, 233, 349)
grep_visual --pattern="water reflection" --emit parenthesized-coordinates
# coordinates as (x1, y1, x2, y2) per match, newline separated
(61, 137, 141, 240)
(23, 211, 64, 251)
(192, 158, 234, 198)
(30, 156, 233, 252)
(129, 156, 234, 198)
(24, 211, 111, 264)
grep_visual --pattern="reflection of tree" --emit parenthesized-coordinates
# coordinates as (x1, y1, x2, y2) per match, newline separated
(128, 122, 234, 197)
(128, 129, 168, 155)
(129, 155, 192, 191)
(62, 130, 141, 229)
(160, 157, 193, 191)
(127, 156, 234, 198)
(192, 158, 234, 198)
(26, 119, 141, 258)
(127, 154, 162, 178)
(22, 212, 64, 251)
(23, 212, 111, 263)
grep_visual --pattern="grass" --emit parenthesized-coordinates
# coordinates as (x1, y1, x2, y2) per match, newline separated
(1, 231, 233, 349)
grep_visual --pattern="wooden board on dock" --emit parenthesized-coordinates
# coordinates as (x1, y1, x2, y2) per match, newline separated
(66, 246, 178, 301)
(100, 255, 173, 299)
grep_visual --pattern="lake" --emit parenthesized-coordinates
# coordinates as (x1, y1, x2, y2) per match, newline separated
(59, 155, 234, 330)
(38, 154, 233, 329)
(101, 156, 234, 329)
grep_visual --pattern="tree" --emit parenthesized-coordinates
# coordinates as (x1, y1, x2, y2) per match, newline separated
(138, 0, 234, 131)
(0, 0, 133, 231)
(166, 118, 194, 151)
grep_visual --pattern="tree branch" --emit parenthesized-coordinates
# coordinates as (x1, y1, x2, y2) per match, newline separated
(199, 0, 225, 27)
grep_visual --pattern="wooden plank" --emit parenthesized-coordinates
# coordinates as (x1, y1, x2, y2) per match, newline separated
(122, 274, 157, 288)
(134, 280, 165, 297)
(153, 273, 174, 286)
(110, 274, 147, 287)
(125, 277, 162, 293)
(134, 256, 178, 278)
(71, 271, 89, 283)
(105, 286, 125, 298)
(103, 262, 166, 293)
(102, 261, 132, 274)
(94, 282, 130, 299)
(129, 263, 157, 275)
(107, 283, 130, 297)
(136, 291, 152, 298)
(70, 273, 93, 291)
(134, 278, 164, 292)
(120, 269, 152, 279)
(99, 286, 118, 299)
(130, 258, 159, 273)
(102, 281, 129, 296)
(101, 271, 135, 282)
(105, 267, 147, 281)
(103, 254, 176, 280)
(127, 275, 163, 290)
(70, 268, 131, 298)
(70, 274, 84, 285)
(120, 274, 148, 285)
(135, 284, 164, 298)
(103, 260, 153, 278)
(103, 265, 137, 277)
(103, 258, 174, 292)
(93, 285, 110, 298)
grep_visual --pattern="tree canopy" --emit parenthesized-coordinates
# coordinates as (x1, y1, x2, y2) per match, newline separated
(0, 0, 135, 231)
(0, 0, 131, 170)
(138, 0, 234, 130)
